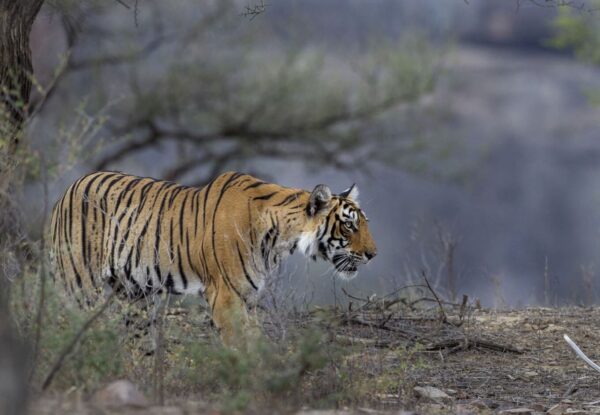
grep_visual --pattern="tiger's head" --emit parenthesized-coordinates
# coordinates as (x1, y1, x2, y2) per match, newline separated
(298, 183, 377, 280)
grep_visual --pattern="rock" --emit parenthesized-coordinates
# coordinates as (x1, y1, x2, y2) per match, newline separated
(529, 403, 545, 412)
(455, 403, 484, 414)
(91, 379, 148, 408)
(546, 403, 569, 415)
(145, 406, 184, 415)
(181, 400, 211, 413)
(470, 400, 490, 410)
(414, 386, 453, 404)
(499, 408, 534, 415)
(417, 403, 446, 413)
(356, 408, 388, 414)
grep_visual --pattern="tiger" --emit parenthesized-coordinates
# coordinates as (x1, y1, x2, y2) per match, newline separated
(50, 171, 377, 346)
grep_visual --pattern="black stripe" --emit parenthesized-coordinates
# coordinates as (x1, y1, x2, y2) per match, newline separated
(319, 213, 332, 240)
(236, 242, 258, 291)
(211, 173, 245, 299)
(179, 191, 190, 245)
(289, 200, 305, 208)
(199, 178, 217, 286)
(253, 191, 278, 201)
(185, 230, 195, 278)
(177, 251, 188, 290)
(154, 187, 169, 270)
(193, 190, 200, 236)
(261, 225, 279, 269)
(202, 178, 216, 227)
(136, 181, 155, 212)
(243, 180, 266, 190)
(98, 175, 128, 267)
(114, 177, 141, 209)
(273, 191, 304, 207)
(117, 188, 141, 257)
(168, 186, 184, 209)
(67, 246, 83, 289)
(165, 273, 180, 295)
(236, 177, 252, 187)
(98, 196, 106, 267)
(247, 200, 256, 246)
(211, 284, 220, 313)
(154, 263, 163, 287)
(81, 175, 104, 286)
(67, 179, 79, 247)
(95, 172, 119, 192)
(101, 174, 127, 196)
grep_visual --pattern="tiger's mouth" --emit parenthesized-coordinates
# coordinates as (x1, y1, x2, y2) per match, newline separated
(333, 253, 362, 280)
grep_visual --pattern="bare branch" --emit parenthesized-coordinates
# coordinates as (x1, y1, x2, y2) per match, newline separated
(241, 0, 269, 20)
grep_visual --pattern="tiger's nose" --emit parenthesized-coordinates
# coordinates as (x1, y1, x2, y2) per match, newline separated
(365, 250, 377, 260)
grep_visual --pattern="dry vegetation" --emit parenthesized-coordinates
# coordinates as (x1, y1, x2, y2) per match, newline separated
(11, 269, 600, 415)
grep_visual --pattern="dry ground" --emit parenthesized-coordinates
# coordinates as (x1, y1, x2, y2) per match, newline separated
(28, 303, 600, 415)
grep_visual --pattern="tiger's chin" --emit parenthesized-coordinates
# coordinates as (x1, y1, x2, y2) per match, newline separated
(332, 253, 361, 280)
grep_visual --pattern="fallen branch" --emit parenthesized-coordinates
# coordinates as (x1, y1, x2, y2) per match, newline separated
(334, 334, 399, 348)
(564, 334, 600, 374)
(340, 315, 422, 341)
(426, 337, 523, 354)
(405, 297, 464, 309)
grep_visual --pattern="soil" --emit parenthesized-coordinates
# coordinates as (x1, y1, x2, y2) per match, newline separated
(28, 305, 600, 414)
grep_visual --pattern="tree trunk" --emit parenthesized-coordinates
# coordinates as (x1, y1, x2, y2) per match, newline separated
(0, 1, 44, 414)
(0, 0, 44, 146)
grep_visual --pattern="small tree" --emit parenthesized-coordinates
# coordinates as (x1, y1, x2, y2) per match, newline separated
(0, 2, 45, 413)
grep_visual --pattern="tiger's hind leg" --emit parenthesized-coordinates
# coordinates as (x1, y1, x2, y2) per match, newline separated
(207, 286, 261, 349)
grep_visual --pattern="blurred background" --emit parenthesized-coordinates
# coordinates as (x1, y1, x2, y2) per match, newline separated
(24, 0, 600, 307)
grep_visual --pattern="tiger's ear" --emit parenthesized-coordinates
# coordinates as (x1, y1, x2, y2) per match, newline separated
(339, 184, 359, 205)
(308, 184, 332, 216)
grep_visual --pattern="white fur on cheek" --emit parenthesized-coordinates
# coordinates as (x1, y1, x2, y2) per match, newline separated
(297, 231, 317, 256)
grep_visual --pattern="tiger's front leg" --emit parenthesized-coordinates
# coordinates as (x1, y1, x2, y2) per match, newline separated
(206, 285, 261, 348)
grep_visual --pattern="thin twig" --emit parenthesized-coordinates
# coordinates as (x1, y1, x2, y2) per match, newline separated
(241, 0, 268, 20)
(422, 270, 448, 324)
(341, 287, 369, 303)
(426, 337, 523, 354)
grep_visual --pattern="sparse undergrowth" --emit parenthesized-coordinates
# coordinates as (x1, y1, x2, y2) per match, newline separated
(13, 271, 600, 414)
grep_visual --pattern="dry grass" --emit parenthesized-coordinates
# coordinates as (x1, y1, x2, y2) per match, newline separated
(13, 273, 600, 414)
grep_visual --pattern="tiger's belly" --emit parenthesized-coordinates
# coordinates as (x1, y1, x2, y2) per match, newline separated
(102, 263, 205, 298)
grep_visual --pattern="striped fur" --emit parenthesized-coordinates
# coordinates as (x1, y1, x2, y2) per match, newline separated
(50, 171, 376, 345)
